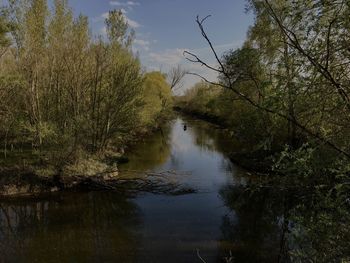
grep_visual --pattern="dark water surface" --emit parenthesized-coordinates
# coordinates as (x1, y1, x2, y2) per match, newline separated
(0, 117, 282, 263)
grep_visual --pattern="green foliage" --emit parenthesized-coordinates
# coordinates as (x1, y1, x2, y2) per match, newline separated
(0, 1, 171, 173)
(105, 9, 134, 47)
(0, 13, 10, 48)
(288, 188, 350, 263)
(181, 81, 220, 115)
(140, 71, 173, 126)
(181, 1, 350, 260)
(182, 0, 350, 158)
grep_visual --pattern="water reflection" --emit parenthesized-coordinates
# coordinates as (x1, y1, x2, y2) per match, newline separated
(0, 193, 142, 262)
(121, 123, 172, 174)
(0, 117, 274, 262)
(218, 185, 287, 262)
(1, 116, 345, 262)
(218, 183, 350, 263)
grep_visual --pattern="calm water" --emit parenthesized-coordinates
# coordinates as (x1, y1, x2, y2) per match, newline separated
(0, 117, 283, 263)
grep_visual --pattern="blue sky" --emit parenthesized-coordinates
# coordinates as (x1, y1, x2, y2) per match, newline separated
(66, 0, 254, 91)
(4, 0, 252, 91)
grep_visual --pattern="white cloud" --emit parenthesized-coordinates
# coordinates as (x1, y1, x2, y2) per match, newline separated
(101, 12, 109, 19)
(100, 26, 107, 36)
(190, 40, 244, 56)
(147, 41, 242, 67)
(149, 48, 186, 65)
(126, 17, 140, 28)
(143, 40, 244, 93)
(134, 39, 150, 51)
(94, 0, 142, 29)
(109, 1, 140, 7)
(127, 1, 140, 6)
(109, 1, 121, 5)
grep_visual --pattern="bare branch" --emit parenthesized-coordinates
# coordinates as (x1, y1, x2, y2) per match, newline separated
(183, 51, 222, 73)
(195, 15, 230, 84)
(197, 249, 207, 263)
(167, 65, 187, 91)
(185, 14, 350, 158)
(264, 0, 350, 112)
(186, 72, 224, 87)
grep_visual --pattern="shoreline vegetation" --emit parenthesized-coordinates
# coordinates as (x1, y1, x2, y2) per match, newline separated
(0, 0, 349, 261)
(0, 119, 181, 197)
(173, 1, 350, 260)
(0, 1, 178, 197)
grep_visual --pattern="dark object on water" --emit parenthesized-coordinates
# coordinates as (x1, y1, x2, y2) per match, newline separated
(183, 124, 187, 131)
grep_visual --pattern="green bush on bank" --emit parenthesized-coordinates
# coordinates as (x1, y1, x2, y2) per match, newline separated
(0, 1, 173, 177)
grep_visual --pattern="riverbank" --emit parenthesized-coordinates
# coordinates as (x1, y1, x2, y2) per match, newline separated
(0, 163, 195, 198)
(0, 117, 258, 262)
(0, 115, 180, 198)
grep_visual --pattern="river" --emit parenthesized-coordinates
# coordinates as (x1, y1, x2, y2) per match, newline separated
(0, 116, 284, 262)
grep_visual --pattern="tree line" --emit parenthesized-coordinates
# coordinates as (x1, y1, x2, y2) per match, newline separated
(178, 1, 350, 260)
(0, 0, 172, 173)
(180, 0, 350, 181)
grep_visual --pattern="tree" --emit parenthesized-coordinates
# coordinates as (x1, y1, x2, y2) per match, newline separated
(0, 0, 168, 174)
(184, 12, 350, 158)
(0, 10, 10, 58)
(141, 71, 173, 125)
(167, 65, 187, 91)
(105, 9, 134, 48)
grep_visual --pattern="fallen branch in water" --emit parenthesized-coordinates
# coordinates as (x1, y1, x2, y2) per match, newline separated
(121, 169, 192, 176)
(61, 171, 196, 196)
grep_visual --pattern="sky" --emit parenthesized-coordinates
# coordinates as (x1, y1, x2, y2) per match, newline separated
(42, 0, 255, 92)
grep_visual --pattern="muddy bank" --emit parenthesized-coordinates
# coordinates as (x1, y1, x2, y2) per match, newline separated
(0, 166, 195, 198)
(0, 167, 58, 197)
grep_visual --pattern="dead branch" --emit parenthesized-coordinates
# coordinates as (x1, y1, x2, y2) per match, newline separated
(184, 15, 350, 159)
(168, 65, 187, 91)
(263, 0, 350, 112)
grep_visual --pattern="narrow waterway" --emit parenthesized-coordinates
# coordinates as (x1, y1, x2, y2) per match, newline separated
(0, 116, 282, 262)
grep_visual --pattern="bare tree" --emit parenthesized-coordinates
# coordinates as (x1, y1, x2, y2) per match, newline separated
(168, 65, 187, 91)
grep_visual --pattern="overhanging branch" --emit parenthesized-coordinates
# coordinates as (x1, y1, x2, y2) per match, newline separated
(184, 14, 350, 159)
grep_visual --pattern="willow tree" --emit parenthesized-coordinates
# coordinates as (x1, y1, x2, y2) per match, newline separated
(87, 9, 142, 151)
(141, 71, 173, 125)
(105, 9, 134, 48)
(46, 0, 73, 128)
(0, 11, 14, 158)
(20, 0, 48, 147)
(249, 0, 350, 154)
(0, 0, 170, 173)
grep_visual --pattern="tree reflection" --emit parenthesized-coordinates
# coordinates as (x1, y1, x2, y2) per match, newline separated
(186, 117, 349, 262)
(218, 183, 350, 263)
(121, 123, 172, 173)
(0, 192, 142, 262)
(218, 185, 286, 263)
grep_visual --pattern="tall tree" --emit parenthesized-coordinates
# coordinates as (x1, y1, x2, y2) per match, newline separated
(20, 0, 49, 147)
(105, 9, 134, 48)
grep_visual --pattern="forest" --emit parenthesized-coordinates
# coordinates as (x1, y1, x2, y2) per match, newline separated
(0, 0, 349, 262)
(0, 0, 173, 180)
